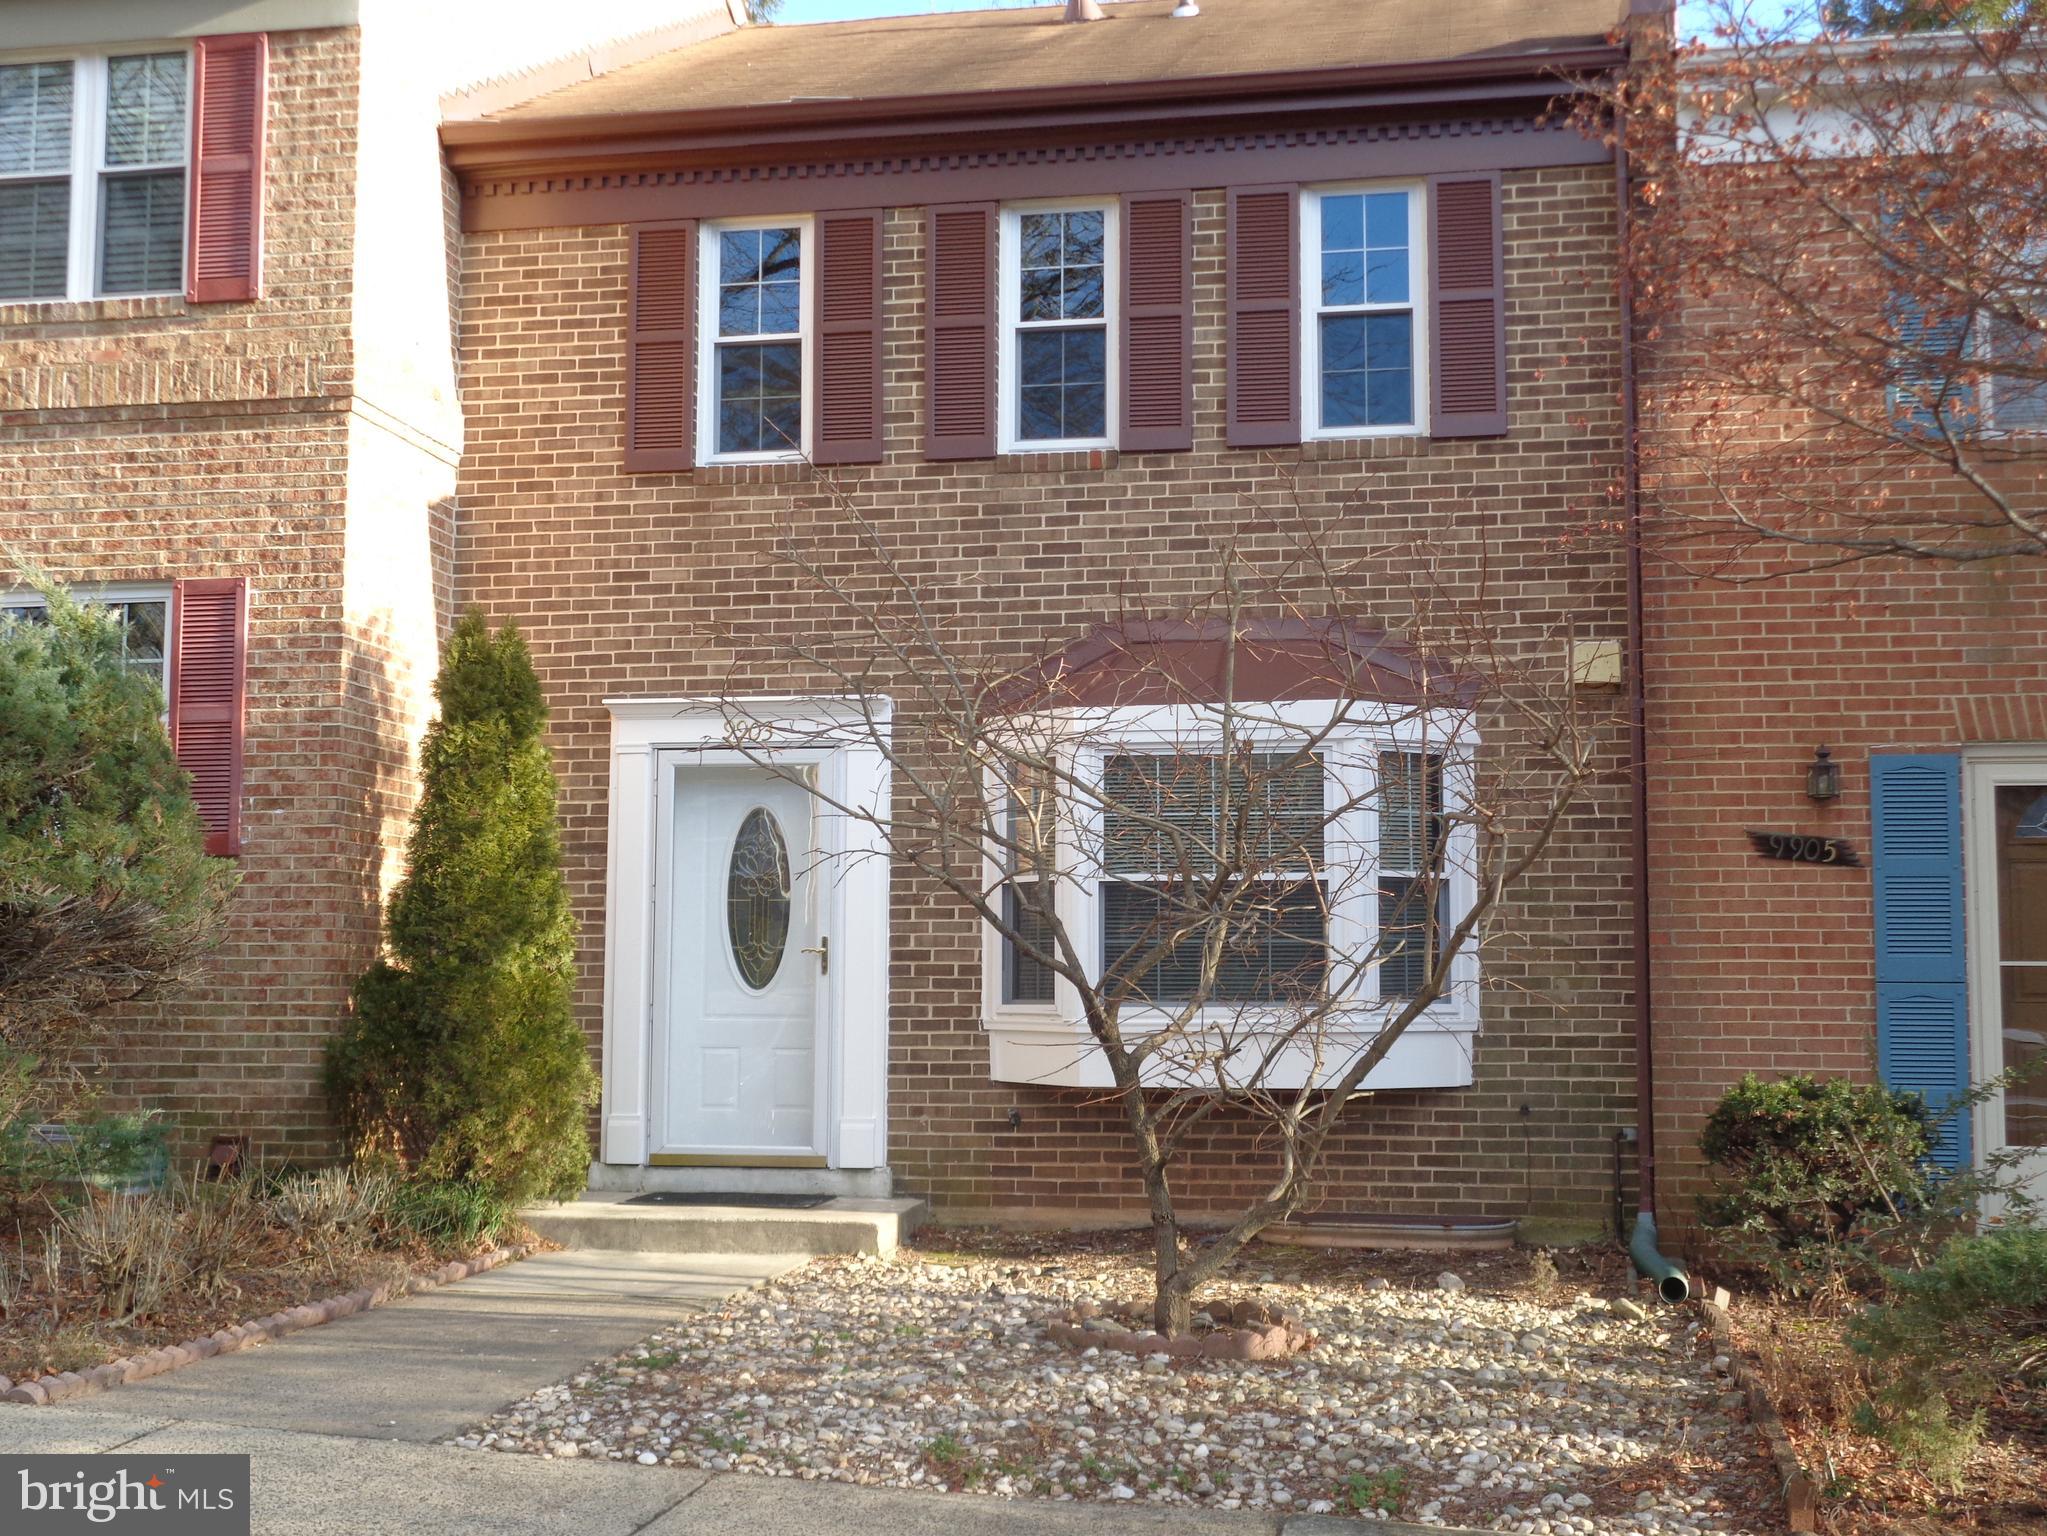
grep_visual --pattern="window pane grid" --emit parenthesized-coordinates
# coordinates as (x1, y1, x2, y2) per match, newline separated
(713, 225, 803, 457)
(1315, 189, 1416, 431)
(1013, 208, 1108, 443)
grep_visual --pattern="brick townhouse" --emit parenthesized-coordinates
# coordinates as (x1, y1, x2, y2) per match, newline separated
(1639, 46, 2047, 1229)
(6, 0, 1669, 1234)
(0, 0, 749, 1158)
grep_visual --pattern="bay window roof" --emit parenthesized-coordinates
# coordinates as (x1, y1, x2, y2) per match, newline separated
(992, 618, 1480, 711)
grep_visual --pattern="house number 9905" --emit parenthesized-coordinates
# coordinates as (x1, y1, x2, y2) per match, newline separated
(1745, 830, 1861, 867)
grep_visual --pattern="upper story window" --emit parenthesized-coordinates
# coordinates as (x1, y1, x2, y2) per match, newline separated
(699, 218, 809, 463)
(0, 50, 189, 303)
(999, 203, 1118, 451)
(1303, 185, 1427, 438)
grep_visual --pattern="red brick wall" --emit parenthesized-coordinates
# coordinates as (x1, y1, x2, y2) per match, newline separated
(1643, 544, 2047, 1239)
(0, 28, 413, 1163)
(456, 165, 1640, 1225)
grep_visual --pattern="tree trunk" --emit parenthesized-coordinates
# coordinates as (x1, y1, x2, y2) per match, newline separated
(1139, 1149, 1196, 1335)
(1154, 1273, 1194, 1337)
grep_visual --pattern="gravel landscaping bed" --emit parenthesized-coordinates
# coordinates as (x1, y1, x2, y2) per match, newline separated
(452, 1238, 1780, 1535)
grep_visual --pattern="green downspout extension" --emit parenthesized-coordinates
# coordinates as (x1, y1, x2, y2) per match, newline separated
(1629, 1209, 1691, 1305)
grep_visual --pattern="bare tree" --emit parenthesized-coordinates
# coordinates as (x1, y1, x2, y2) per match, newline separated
(1584, 4, 2047, 574)
(699, 484, 1608, 1336)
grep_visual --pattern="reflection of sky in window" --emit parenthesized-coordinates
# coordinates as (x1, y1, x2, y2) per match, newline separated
(1018, 210, 1103, 323)
(1320, 191, 1408, 308)
(2012, 788, 2047, 839)
(718, 227, 800, 338)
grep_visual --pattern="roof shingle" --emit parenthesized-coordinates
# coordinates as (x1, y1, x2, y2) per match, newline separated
(489, 0, 1624, 122)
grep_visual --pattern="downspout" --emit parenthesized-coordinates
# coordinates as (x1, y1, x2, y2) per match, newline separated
(1616, 104, 1690, 1306)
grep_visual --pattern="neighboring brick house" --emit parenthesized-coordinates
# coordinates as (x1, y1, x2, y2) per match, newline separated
(1638, 55, 2047, 1232)
(6, 0, 1666, 1233)
(0, 0, 745, 1160)
(441, 0, 1650, 1226)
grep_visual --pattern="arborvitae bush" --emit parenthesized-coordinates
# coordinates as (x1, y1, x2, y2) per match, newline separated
(328, 612, 596, 1205)
(0, 577, 233, 1068)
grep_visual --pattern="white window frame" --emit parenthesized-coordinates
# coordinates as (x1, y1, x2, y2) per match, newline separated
(695, 215, 813, 468)
(978, 701, 1480, 1090)
(1300, 181, 1430, 441)
(997, 199, 1120, 454)
(0, 581, 175, 705)
(0, 44, 191, 303)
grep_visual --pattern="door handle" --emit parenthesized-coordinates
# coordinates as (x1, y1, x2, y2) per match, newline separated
(801, 935, 829, 976)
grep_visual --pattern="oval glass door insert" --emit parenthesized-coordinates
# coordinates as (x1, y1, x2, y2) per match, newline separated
(726, 807, 793, 990)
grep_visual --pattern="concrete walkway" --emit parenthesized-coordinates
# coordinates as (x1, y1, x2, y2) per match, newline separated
(18, 1249, 804, 1443)
(1, 1403, 1416, 1536)
(0, 1248, 1470, 1535)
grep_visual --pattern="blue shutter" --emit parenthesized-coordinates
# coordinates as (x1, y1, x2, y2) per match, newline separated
(1871, 753, 1971, 1171)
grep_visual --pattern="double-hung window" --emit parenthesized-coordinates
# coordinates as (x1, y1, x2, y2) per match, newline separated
(699, 219, 809, 462)
(1303, 185, 1426, 436)
(0, 588, 172, 700)
(1000, 203, 1117, 450)
(987, 716, 1469, 1013)
(0, 50, 189, 302)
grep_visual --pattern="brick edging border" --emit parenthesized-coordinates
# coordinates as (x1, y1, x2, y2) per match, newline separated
(1700, 1284, 1820, 1533)
(0, 1243, 533, 1407)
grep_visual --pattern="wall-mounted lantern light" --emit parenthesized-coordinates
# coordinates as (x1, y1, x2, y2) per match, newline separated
(1805, 746, 1841, 803)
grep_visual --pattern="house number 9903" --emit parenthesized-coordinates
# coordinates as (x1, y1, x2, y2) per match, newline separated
(1745, 830, 1861, 866)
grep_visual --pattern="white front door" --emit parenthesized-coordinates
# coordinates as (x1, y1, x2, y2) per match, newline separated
(1966, 753, 2047, 1219)
(656, 764, 824, 1159)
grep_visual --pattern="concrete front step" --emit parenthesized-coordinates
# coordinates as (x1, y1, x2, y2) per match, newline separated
(521, 1192, 928, 1257)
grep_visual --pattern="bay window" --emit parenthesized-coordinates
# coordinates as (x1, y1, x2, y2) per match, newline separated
(981, 705, 1477, 1089)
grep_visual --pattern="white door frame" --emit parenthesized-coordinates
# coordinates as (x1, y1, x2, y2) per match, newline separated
(601, 696, 892, 1170)
(1963, 746, 2047, 1220)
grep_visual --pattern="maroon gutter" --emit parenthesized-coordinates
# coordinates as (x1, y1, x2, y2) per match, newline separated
(440, 43, 1627, 168)
(1615, 117, 1656, 1220)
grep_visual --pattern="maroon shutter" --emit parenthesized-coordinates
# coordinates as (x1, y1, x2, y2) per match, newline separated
(1120, 191, 1193, 453)
(186, 33, 267, 303)
(925, 202, 997, 461)
(170, 578, 248, 857)
(625, 219, 696, 472)
(813, 209, 885, 466)
(1226, 185, 1299, 448)
(1428, 172, 1508, 438)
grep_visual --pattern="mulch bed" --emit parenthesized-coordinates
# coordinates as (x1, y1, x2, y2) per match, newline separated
(1722, 1293, 2047, 1536)
(0, 1209, 536, 1386)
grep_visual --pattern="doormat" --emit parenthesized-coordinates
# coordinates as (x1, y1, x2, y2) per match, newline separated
(622, 1192, 833, 1209)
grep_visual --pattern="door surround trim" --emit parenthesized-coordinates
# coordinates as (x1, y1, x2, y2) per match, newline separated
(601, 696, 893, 1172)
(1962, 745, 2047, 1222)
